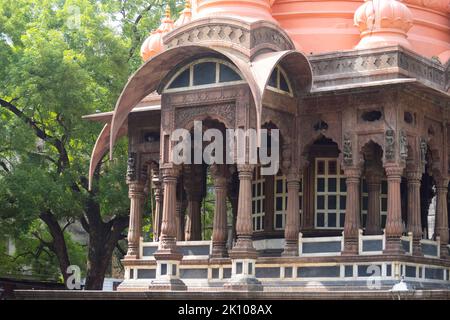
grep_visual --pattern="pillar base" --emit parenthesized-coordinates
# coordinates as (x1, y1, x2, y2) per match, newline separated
(210, 244, 228, 259)
(148, 260, 187, 291)
(148, 279, 187, 291)
(342, 238, 358, 256)
(282, 242, 298, 256)
(224, 258, 263, 292)
(223, 277, 263, 292)
(384, 236, 405, 255)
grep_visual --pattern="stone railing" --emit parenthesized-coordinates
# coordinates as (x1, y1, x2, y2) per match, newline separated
(400, 233, 413, 255)
(420, 237, 440, 259)
(253, 238, 284, 251)
(358, 229, 386, 255)
(140, 239, 212, 260)
(298, 232, 343, 257)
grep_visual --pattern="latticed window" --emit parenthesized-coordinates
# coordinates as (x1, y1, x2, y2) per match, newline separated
(361, 179, 388, 228)
(315, 158, 346, 229)
(164, 58, 244, 92)
(274, 173, 303, 230)
(252, 170, 265, 232)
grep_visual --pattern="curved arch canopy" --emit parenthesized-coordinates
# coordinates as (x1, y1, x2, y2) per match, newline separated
(90, 44, 312, 183)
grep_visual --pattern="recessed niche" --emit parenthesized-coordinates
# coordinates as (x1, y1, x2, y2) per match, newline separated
(314, 120, 329, 131)
(144, 132, 160, 143)
(404, 111, 414, 124)
(361, 110, 382, 122)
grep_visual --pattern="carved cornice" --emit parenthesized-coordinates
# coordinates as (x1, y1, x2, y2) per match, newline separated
(166, 86, 247, 107)
(309, 46, 448, 94)
(163, 17, 294, 59)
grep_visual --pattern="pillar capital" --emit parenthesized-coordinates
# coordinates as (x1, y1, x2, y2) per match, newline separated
(435, 177, 449, 190)
(128, 182, 146, 198)
(285, 166, 301, 183)
(384, 164, 404, 178)
(405, 170, 422, 182)
(343, 166, 362, 183)
(161, 166, 180, 180)
(237, 164, 255, 176)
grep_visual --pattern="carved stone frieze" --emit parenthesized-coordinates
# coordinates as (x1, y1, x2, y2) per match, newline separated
(175, 103, 236, 129)
(167, 86, 247, 108)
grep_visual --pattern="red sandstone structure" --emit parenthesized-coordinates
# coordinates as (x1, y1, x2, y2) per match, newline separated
(84, 0, 450, 292)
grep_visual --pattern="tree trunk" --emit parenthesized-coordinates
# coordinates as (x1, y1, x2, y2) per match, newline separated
(39, 211, 71, 284)
(84, 216, 128, 290)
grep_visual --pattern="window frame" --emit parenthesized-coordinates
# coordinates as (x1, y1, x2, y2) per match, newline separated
(314, 158, 347, 229)
(252, 169, 266, 232)
(163, 58, 245, 93)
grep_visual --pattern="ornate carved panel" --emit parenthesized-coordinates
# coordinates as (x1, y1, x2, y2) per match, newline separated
(175, 103, 236, 129)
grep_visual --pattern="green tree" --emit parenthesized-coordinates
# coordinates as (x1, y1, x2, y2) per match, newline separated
(0, 0, 182, 289)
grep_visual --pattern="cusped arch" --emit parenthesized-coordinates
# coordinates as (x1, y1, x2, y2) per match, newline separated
(181, 114, 233, 132)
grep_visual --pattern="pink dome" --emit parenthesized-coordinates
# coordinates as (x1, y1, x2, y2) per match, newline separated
(140, 6, 175, 61)
(195, 0, 277, 23)
(438, 49, 450, 64)
(354, 0, 413, 49)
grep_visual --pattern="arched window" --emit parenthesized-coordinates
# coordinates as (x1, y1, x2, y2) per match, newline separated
(164, 58, 245, 92)
(267, 65, 293, 97)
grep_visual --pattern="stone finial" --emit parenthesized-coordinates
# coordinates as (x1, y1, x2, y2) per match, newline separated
(174, 0, 192, 28)
(354, 0, 413, 50)
(140, 5, 175, 61)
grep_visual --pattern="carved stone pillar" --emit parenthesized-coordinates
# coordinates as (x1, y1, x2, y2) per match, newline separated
(406, 171, 423, 255)
(283, 172, 301, 256)
(342, 167, 361, 255)
(384, 165, 405, 254)
(365, 172, 382, 235)
(211, 165, 228, 258)
(149, 166, 186, 291)
(125, 182, 146, 259)
(225, 164, 262, 291)
(435, 177, 449, 258)
(153, 176, 163, 242)
(184, 165, 203, 241)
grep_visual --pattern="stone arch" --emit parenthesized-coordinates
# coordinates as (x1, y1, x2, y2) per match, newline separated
(301, 132, 342, 160)
(358, 135, 385, 168)
(179, 110, 235, 132)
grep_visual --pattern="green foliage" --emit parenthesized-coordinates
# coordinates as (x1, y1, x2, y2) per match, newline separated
(0, 0, 184, 281)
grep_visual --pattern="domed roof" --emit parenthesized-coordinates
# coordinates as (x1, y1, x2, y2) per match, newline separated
(140, 5, 175, 61)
